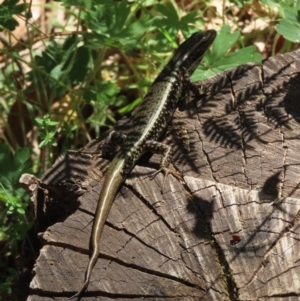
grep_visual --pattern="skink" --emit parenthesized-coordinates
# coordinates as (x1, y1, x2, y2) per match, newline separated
(69, 29, 216, 299)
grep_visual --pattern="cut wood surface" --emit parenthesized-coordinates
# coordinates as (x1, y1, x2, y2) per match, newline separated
(23, 49, 300, 301)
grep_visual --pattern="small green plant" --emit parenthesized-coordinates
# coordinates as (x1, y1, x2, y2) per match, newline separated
(35, 114, 59, 148)
(0, 143, 32, 296)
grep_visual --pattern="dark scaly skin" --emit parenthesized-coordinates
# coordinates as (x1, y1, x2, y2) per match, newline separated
(69, 29, 216, 299)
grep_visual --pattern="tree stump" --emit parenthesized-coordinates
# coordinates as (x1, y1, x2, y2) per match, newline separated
(22, 49, 300, 301)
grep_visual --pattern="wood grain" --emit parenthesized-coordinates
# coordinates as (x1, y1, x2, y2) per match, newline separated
(22, 49, 300, 300)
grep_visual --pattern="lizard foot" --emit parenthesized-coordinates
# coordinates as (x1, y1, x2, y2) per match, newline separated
(150, 167, 183, 191)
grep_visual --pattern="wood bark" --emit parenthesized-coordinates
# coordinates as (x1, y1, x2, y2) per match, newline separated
(22, 49, 300, 301)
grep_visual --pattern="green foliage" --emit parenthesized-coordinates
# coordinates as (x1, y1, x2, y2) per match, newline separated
(154, 2, 203, 37)
(260, 0, 300, 43)
(35, 114, 59, 148)
(276, 9, 300, 42)
(82, 0, 152, 48)
(0, 0, 299, 296)
(0, 0, 30, 31)
(26, 36, 96, 99)
(192, 25, 262, 81)
(84, 81, 125, 128)
(0, 143, 32, 295)
(261, 0, 300, 15)
(2, 0, 272, 154)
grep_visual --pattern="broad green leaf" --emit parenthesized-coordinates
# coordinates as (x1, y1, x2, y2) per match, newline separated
(276, 9, 300, 42)
(14, 148, 30, 165)
(68, 46, 91, 83)
(212, 46, 262, 69)
(192, 46, 262, 81)
(277, 20, 300, 42)
(210, 25, 240, 61)
(156, 3, 179, 23)
(0, 18, 18, 31)
(115, 0, 130, 29)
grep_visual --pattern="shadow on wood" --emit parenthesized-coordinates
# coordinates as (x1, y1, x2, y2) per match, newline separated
(22, 49, 300, 301)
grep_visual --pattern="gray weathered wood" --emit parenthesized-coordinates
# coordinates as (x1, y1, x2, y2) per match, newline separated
(23, 49, 300, 300)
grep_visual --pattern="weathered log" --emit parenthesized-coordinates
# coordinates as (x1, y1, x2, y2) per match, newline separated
(22, 49, 300, 301)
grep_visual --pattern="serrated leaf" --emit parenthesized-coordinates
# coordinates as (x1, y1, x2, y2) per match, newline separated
(68, 46, 90, 83)
(212, 46, 262, 69)
(13, 3, 27, 15)
(96, 81, 120, 105)
(0, 17, 18, 31)
(123, 15, 152, 39)
(0, 0, 28, 31)
(210, 25, 240, 61)
(115, 0, 130, 29)
(156, 3, 179, 23)
(180, 12, 204, 36)
(84, 32, 106, 48)
(191, 46, 262, 82)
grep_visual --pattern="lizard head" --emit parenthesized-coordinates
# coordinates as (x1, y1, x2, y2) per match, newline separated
(171, 29, 216, 75)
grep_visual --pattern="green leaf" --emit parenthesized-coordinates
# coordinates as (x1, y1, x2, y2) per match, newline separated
(212, 46, 262, 69)
(156, 3, 179, 24)
(95, 81, 120, 105)
(83, 32, 106, 48)
(210, 25, 240, 61)
(114, 0, 130, 30)
(11, 148, 31, 182)
(191, 33, 262, 82)
(276, 9, 300, 42)
(0, 0, 28, 31)
(180, 11, 204, 36)
(0, 18, 18, 31)
(17, 208, 25, 214)
(66, 46, 93, 83)
(0, 143, 31, 198)
(82, 1, 150, 49)
(50, 64, 64, 81)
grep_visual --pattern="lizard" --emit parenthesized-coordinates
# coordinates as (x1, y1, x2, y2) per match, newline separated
(69, 29, 216, 299)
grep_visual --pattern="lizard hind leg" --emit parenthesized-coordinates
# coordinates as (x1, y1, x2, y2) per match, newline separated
(145, 140, 183, 191)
